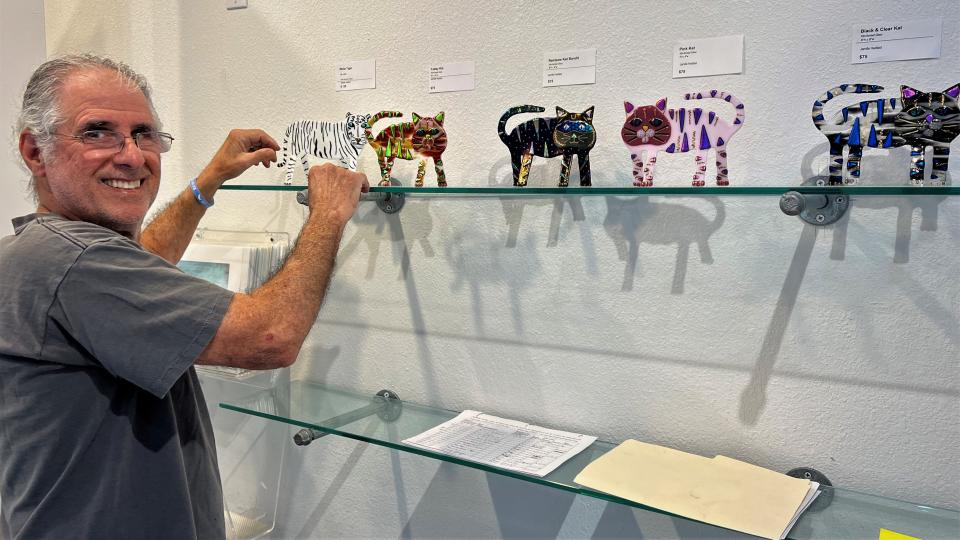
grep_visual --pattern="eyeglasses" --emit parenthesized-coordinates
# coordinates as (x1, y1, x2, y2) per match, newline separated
(55, 129, 175, 154)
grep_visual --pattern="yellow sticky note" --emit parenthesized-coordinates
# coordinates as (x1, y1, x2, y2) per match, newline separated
(879, 528, 921, 540)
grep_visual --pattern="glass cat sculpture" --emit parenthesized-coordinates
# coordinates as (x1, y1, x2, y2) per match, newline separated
(365, 111, 448, 187)
(278, 112, 371, 185)
(498, 105, 596, 187)
(621, 91, 745, 187)
(812, 83, 959, 185)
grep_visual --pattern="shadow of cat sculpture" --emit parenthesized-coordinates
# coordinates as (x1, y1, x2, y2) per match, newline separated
(602, 196, 725, 293)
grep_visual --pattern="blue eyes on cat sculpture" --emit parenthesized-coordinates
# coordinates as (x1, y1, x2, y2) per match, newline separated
(558, 122, 593, 133)
(812, 83, 959, 186)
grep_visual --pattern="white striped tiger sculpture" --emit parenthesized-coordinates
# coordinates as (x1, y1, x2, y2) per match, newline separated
(621, 91, 745, 187)
(811, 83, 959, 185)
(277, 112, 372, 185)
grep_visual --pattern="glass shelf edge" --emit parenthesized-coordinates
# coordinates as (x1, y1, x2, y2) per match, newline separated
(217, 401, 686, 523)
(219, 382, 959, 540)
(219, 184, 960, 196)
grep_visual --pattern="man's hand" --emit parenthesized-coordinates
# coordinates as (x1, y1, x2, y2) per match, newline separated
(199, 129, 280, 188)
(306, 163, 370, 227)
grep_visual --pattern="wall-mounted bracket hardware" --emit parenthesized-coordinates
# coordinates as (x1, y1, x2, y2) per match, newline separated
(297, 181, 406, 215)
(779, 190, 848, 226)
(787, 467, 834, 511)
(293, 389, 402, 446)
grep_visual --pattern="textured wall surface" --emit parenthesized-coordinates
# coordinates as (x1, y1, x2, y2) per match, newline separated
(37, 0, 960, 537)
(1, 0, 45, 227)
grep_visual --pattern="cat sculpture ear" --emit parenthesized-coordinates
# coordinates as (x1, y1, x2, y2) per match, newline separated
(346, 111, 353, 119)
(945, 84, 960, 99)
(624, 101, 635, 114)
(556, 106, 569, 117)
(435, 111, 445, 124)
(582, 106, 595, 121)
(412, 112, 422, 123)
(901, 85, 919, 100)
(655, 98, 668, 111)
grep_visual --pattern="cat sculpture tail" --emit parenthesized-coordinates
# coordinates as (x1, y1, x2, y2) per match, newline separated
(683, 90, 746, 186)
(497, 105, 546, 145)
(811, 83, 883, 128)
(364, 111, 404, 143)
(684, 90, 746, 134)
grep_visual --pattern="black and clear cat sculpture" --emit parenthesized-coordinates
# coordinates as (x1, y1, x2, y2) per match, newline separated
(812, 83, 959, 185)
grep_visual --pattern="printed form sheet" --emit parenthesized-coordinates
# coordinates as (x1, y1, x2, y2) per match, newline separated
(402, 411, 596, 477)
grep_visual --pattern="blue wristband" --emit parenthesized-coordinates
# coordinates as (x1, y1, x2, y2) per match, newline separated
(190, 178, 214, 208)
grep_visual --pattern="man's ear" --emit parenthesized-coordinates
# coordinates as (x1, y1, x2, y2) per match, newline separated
(19, 131, 47, 177)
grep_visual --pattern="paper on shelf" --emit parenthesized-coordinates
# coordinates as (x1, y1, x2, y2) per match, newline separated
(402, 410, 596, 477)
(573, 440, 818, 540)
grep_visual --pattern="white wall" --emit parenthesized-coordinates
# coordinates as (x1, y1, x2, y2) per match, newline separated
(34, 0, 960, 537)
(0, 0, 45, 230)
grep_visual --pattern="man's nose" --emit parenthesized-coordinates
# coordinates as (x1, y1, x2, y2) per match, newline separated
(113, 135, 146, 168)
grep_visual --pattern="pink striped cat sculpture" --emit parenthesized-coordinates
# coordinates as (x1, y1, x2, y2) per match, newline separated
(622, 91, 745, 187)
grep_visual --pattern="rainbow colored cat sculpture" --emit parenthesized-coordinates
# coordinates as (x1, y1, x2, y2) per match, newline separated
(365, 111, 448, 187)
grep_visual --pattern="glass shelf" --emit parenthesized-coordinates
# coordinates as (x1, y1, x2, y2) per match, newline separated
(220, 381, 959, 540)
(219, 184, 960, 196)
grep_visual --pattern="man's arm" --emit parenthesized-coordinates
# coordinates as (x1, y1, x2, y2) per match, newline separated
(196, 163, 369, 369)
(140, 129, 279, 264)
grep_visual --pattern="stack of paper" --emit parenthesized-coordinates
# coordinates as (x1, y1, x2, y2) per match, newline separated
(402, 411, 596, 477)
(574, 440, 820, 540)
(178, 237, 289, 294)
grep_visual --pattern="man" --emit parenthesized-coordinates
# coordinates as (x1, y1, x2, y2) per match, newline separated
(0, 54, 368, 539)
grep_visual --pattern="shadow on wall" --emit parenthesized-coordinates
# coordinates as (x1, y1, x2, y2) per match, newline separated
(487, 155, 590, 249)
(737, 142, 954, 425)
(602, 196, 723, 294)
(739, 225, 818, 426)
(487, 154, 727, 295)
(800, 141, 949, 263)
(334, 202, 446, 406)
(338, 200, 436, 281)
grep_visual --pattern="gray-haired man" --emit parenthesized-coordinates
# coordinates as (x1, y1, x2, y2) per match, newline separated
(0, 54, 368, 539)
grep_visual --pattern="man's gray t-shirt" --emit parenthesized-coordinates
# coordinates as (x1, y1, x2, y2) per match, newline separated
(0, 213, 234, 539)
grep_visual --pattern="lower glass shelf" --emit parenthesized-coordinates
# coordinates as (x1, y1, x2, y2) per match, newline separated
(220, 381, 958, 540)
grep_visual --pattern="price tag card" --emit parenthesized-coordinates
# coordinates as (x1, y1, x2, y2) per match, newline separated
(851, 18, 941, 64)
(335, 60, 376, 91)
(428, 61, 476, 93)
(673, 35, 743, 78)
(543, 48, 596, 87)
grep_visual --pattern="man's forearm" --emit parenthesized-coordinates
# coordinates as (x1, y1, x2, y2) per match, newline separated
(252, 214, 345, 343)
(195, 212, 346, 368)
(140, 173, 217, 264)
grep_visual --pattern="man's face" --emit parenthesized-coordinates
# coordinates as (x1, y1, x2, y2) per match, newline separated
(33, 68, 161, 237)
